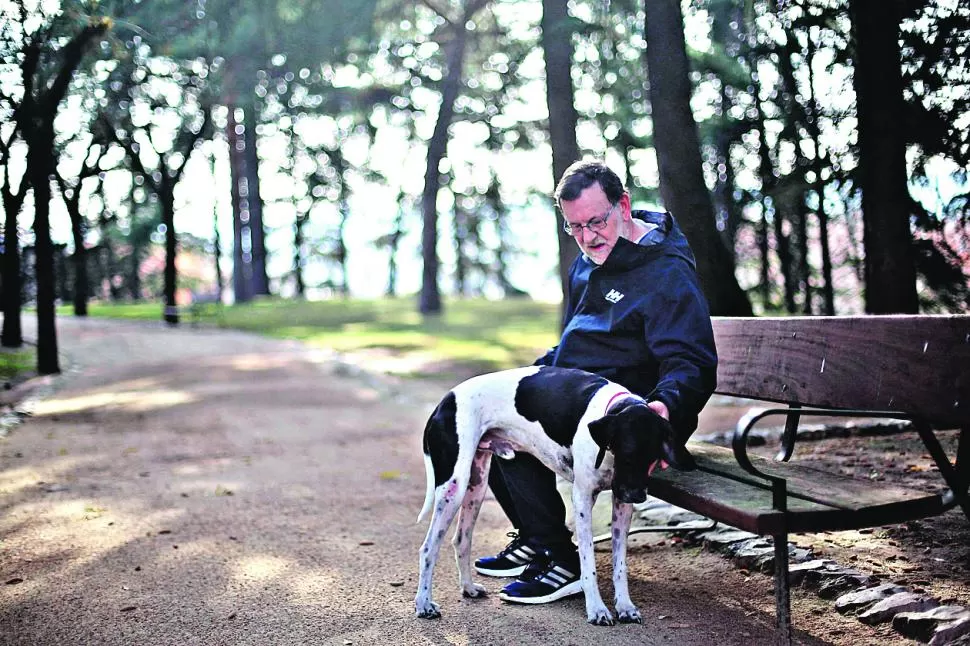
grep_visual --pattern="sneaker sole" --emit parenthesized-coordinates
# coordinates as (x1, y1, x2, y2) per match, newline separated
(498, 580, 583, 604)
(475, 564, 527, 577)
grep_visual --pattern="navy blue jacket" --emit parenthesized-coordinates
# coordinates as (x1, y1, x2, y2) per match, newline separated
(536, 210, 718, 442)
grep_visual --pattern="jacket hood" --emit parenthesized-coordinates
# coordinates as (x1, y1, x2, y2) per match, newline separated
(578, 210, 697, 274)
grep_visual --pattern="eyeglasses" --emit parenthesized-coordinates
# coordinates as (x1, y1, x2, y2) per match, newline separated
(562, 203, 617, 237)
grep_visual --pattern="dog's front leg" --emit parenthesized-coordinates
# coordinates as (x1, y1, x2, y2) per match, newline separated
(610, 500, 642, 624)
(572, 483, 614, 626)
(452, 450, 492, 599)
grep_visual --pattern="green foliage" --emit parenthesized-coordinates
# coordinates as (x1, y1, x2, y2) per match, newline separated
(75, 297, 561, 379)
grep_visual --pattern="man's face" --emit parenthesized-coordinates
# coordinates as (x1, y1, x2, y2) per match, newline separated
(560, 183, 630, 266)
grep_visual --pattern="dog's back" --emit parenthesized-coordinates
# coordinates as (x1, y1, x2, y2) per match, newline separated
(418, 367, 614, 520)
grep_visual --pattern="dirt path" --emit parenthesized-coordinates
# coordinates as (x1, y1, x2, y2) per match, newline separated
(0, 318, 914, 645)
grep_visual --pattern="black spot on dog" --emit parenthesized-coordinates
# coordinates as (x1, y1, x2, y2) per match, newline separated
(424, 392, 459, 487)
(514, 367, 608, 447)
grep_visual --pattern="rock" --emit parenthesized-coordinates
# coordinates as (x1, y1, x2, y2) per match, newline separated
(835, 583, 908, 616)
(787, 559, 836, 583)
(727, 539, 776, 572)
(892, 605, 970, 644)
(859, 592, 939, 625)
(667, 509, 711, 526)
(818, 572, 876, 599)
(636, 501, 712, 529)
(790, 561, 869, 592)
(698, 528, 759, 548)
(788, 545, 814, 564)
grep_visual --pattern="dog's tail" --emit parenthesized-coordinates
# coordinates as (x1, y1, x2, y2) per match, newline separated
(417, 392, 460, 523)
(417, 453, 435, 523)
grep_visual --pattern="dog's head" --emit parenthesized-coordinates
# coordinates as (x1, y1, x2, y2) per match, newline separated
(587, 400, 694, 504)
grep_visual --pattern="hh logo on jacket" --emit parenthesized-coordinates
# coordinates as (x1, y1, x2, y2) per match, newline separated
(604, 289, 625, 304)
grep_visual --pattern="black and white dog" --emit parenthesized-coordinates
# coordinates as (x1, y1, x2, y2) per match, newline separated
(414, 365, 691, 625)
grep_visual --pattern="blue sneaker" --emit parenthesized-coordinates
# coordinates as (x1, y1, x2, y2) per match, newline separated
(474, 532, 538, 577)
(498, 548, 582, 604)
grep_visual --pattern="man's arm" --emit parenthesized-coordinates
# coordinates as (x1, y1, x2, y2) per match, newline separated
(642, 264, 718, 436)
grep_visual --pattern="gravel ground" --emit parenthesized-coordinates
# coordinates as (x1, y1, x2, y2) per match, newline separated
(0, 316, 924, 645)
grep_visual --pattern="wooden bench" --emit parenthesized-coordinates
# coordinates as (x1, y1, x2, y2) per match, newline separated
(644, 315, 970, 644)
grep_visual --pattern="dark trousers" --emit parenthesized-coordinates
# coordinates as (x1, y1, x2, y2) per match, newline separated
(487, 452, 575, 551)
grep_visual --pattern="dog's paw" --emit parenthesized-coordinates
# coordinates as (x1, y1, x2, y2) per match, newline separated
(616, 607, 643, 624)
(461, 583, 487, 598)
(415, 601, 441, 619)
(587, 608, 615, 626)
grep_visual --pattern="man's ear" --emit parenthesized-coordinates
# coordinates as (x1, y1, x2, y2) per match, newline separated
(588, 417, 614, 469)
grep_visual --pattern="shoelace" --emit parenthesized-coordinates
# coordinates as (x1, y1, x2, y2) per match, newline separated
(499, 531, 522, 554)
(519, 549, 558, 581)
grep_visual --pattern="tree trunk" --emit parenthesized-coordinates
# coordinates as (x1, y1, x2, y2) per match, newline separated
(773, 197, 798, 313)
(161, 182, 179, 325)
(775, 39, 813, 314)
(70, 236, 88, 316)
(243, 107, 270, 296)
(62, 182, 91, 317)
(210, 153, 224, 302)
(643, 0, 752, 316)
(849, 0, 919, 313)
(293, 211, 307, 298)
(752, 93, 775, 311)
(27, 128, 60, 374)
(227, 106, 253, 304)
(795, 194, 812, 314)
(332, 147, 351, 298)
(386, 196, 406, 297)
(453, 206, 468, 296)
(419, 32, 467, 315)
(1, 193, 24, 347)
(805, 37, 835, 315)
(541, 0, 581, 308)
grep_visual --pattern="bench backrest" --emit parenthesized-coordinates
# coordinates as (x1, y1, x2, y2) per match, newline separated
(711, 315, 970, 429)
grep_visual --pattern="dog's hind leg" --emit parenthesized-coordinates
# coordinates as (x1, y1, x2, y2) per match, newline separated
(415, 474, 468, 619)
(610, 500, 642, 624)
(452, 449, 493, 599)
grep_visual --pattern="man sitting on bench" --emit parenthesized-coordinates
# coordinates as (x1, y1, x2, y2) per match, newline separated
(473, 160, 719, 605)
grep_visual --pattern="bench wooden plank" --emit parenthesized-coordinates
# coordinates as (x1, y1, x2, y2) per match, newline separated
(711, 316, 970, 429)
(647, 444, 947, 535)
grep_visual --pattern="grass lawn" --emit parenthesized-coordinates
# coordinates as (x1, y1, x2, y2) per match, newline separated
(0, 346, 36, 384)
(71, 297, 562, 381)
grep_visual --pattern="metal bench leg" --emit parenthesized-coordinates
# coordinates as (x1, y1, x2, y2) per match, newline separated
(956, 427, 969, 522)
(774, 533, 792, 646)
(916, 422, 970, 522)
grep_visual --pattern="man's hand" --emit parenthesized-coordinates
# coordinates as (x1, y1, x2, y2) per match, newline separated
(646, 400, 669, 420)
(646, 400, 670, 474)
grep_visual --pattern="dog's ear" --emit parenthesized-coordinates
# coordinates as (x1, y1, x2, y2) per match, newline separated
(588, 417, 614, 469)
(662, 440, 696, 470)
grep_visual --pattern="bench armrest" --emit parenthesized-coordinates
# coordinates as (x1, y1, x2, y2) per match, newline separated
(731, 407, 913, 512)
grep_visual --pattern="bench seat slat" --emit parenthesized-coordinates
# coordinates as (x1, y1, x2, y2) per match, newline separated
(647, 444, 946, 535)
